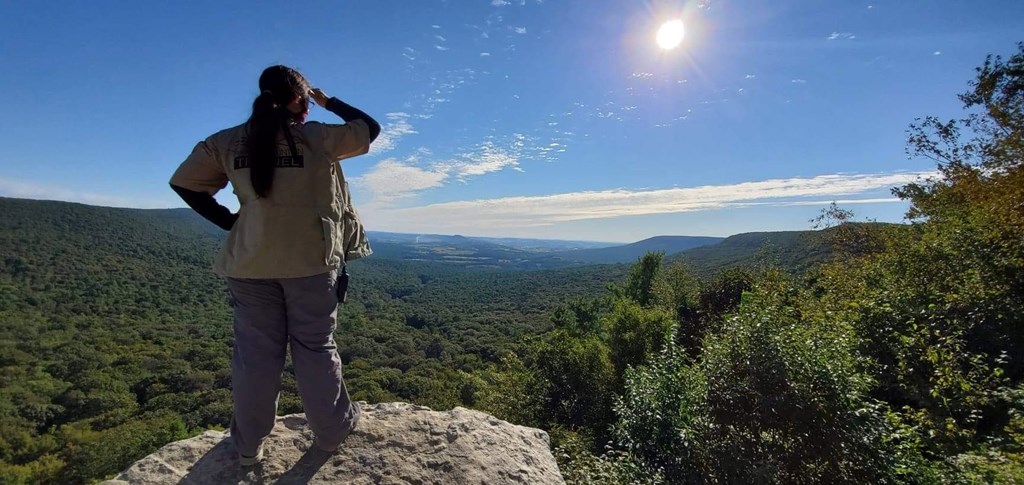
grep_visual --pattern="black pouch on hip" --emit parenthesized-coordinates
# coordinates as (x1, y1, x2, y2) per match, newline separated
(336, 266, 350, 304)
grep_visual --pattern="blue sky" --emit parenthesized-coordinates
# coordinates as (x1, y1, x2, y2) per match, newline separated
(0, 1, 1021, 242)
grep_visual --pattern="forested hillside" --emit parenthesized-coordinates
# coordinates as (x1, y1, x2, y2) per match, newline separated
(671, 229, 828, 275)
(0, 197, 624, 483)
(547, 235, 724, 264)
(465, 45, 1024, 484)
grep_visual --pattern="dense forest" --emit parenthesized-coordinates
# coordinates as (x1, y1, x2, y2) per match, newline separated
(524, 45, 1023, 483)
(2, 44, 1023, 484)
(0, 197, 627, 483)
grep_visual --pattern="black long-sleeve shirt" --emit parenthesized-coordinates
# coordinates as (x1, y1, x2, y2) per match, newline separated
(326, 97, 381, 142)
(171, 97, 379, 231)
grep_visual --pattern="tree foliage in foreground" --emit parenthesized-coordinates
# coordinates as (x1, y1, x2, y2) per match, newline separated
(493, 43, 1024, 484)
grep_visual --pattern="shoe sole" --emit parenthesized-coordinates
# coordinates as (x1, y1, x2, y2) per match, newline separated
(239, 446, 264, 466)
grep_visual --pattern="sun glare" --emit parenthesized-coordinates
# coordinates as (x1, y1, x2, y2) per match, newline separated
(656, 19, 685, 50)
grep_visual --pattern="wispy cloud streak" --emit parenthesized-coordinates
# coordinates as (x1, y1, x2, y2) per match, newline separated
(827, 32, 856, 40)
(354, 141, 524, 203)
(368, 171, 931, 228)
(369, 112, 418, 154)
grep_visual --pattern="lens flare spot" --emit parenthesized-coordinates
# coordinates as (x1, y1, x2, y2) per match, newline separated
(656, 20, 685, 50)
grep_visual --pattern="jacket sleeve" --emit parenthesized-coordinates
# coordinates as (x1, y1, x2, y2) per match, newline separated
(169, 138, 229, 194)
(169, 136, 236, 231)
(170, 184, 238, 231)
(321, 119, 372, 161)
(325, 97, 381, 142)
(320, 98, 381, 161)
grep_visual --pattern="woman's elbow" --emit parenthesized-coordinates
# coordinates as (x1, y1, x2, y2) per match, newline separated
(368, 121, 382, 143)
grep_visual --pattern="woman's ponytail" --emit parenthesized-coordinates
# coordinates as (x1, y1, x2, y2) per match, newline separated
(245, 66, 311, 198)
(247, 91, 284, 198)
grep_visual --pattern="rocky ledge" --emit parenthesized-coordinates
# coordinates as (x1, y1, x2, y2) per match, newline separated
(100, 402, 564, 485)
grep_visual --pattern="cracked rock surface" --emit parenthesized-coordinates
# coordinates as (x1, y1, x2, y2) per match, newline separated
(100, 402, 564, 485)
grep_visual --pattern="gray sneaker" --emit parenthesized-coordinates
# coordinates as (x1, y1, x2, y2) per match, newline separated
(315, 403, 362, 452)
(238, 443, 264, 466)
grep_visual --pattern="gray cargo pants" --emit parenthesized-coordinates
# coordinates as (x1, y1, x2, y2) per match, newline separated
(226, 269, 359, 457)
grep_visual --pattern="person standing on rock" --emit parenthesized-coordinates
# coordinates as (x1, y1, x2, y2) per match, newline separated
(169, 65, 380, 466)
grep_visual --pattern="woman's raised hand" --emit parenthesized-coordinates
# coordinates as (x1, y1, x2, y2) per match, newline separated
(309, 88, 330, 108)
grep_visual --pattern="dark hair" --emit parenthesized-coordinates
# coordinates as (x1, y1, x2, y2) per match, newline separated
(246, 65, 311, 198)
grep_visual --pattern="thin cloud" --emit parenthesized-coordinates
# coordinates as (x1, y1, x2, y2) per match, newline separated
(352, 158, 448, 203)
(514, 26, 527, 34)
(368, 171, 932, 229)
(491, 0, 510, 5)
(791, 79, 807, 84)
(355, 142, 523, 204)
(411, 67, 477, 117)
(369, 112, 418, 155)
(827, 32, 856, 41)
(443, 142, 521, 180)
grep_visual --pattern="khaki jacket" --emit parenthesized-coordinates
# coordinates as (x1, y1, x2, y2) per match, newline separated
(170, 119, 372, 279)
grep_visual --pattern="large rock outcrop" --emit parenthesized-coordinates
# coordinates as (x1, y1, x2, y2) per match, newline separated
(100, 402, 564, 485)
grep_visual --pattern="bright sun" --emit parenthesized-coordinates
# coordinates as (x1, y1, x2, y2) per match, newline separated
(656, 19, 685, 50)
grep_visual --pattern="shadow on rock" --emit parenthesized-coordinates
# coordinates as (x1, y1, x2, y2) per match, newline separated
(175, 439, 332, 485)
(272, 449, 332, 484)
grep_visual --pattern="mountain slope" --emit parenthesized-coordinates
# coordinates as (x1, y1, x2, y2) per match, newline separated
(672, 230, 828, 275)
(549, 235, 724, 264)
